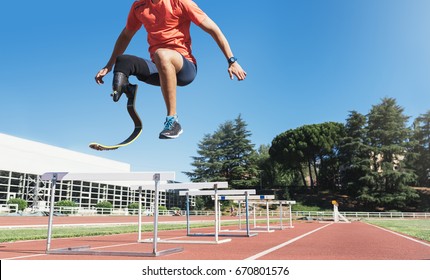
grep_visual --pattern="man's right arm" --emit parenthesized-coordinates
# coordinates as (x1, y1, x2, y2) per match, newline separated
(199, 17, 247, 81)
(95, 28, 137, 85)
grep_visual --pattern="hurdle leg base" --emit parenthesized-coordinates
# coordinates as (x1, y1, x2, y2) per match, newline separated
(47, 246, 183, 258)
(140, 238, 232, 245)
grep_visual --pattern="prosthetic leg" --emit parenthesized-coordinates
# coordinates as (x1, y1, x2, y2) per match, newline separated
(89, 72, 142, 151)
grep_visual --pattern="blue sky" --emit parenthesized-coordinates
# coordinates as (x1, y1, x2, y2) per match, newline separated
(1, 0, 429, 182)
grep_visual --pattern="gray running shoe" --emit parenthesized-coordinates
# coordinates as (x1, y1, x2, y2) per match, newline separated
(159, 116, 183, 139)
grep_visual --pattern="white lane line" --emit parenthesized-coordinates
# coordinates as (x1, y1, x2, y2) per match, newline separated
(2, 253, 47, 260)
(366, 223, 430, 248)
(245, 223, 333, 260)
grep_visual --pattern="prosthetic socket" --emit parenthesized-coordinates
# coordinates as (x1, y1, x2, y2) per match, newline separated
(111, 72, 137, 102)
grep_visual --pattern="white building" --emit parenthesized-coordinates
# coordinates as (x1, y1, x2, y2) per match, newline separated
(0, 133, 167, 210)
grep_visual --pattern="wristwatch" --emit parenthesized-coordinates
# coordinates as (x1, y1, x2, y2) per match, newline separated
(227, 56, 237, 65)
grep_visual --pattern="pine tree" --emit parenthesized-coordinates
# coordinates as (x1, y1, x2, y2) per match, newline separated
(270, 122, 344, 189)
(358, 98, 418, 210)
(184, 115, 259, 188)
(315, 122, 345, 190)
(409, 111, 430, 187)
(256, 144, 297, 191)
(338, 111, 370, 195)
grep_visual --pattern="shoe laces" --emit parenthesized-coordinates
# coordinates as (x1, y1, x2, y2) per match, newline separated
(164, 117, 176, 130)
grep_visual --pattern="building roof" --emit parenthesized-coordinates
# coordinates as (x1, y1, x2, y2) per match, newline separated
(0, 133, 130, 175)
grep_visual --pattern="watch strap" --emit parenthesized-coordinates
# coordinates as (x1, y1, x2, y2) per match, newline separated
(228, 56, 237, 65)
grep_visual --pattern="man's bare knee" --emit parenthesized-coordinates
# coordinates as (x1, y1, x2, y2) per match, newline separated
(154, 49, 172, 65)
(154, 49, 183, 72)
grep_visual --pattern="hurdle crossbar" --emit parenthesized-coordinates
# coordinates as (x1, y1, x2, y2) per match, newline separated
(219, 195, 275, 201)
(178, 189, 256, 196)
(41, 171, 183, 257)
(41, 171, 175, 183)
(131, 181, 228, 191)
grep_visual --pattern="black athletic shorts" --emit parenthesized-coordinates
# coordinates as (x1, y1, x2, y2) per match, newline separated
(114, 54, 197, 87)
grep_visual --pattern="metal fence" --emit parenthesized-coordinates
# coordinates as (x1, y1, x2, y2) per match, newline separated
(3, 206, 430, 219)
(292, 211, 430, 220)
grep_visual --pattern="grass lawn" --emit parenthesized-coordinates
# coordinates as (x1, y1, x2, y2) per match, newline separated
(365, 219, 430, 242)
(0, 219, 263, 243)
(0, 222, 216, 243)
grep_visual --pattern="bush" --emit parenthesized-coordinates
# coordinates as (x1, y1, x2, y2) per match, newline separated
(291, 202, 324, 212)
(54, 200, 77, 214)
(95, 201, 113, 214)
(219, 201, 234, 212)
(55, 200, 77, 207)
(269, 204, 279, 211)
(128, 202, 140, 214)
(7, 198, 27, 211)
(128, 202, 140, 209)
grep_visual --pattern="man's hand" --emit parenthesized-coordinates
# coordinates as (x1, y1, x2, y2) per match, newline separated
(95, 67, 111, 85)
(228, 62, 247, 81)
(94, 28, 136, 85)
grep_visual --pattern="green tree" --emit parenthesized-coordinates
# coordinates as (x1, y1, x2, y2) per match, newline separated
(270, 122, 344, 189)
(193, 196, 206, 210)
(257, 144, 296, 188)
(315, 122, 345, 190)
(256, 144, 297, 199)
(358, 98, 418, 210)
(185, 115, 259, 189)
(269, 128, 308, 187)
(409, 111, 430, 187)
(338, 111, 370, 195)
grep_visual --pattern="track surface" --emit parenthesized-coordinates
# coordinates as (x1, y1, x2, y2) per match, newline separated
(0, 216, 429, 260)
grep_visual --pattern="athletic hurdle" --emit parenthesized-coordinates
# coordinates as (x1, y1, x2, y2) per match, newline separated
(245, 200, 296, 231)
(134, 182, 233, 245)
(173, 189, 258, 243)
(216, 195, 276, 233)
(229, 199, 296, 232)
(41, 171, 187, 257)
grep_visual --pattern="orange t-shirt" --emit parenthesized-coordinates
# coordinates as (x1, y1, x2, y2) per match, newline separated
(126, 0, 207, 64)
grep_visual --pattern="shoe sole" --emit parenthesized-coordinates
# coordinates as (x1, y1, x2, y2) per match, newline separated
(159, 129, 183, 139)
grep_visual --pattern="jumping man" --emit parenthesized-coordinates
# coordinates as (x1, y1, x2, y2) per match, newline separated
(95, 0, 247, 139)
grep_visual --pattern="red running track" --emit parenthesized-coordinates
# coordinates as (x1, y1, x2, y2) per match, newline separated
(0, 216, 429, 260)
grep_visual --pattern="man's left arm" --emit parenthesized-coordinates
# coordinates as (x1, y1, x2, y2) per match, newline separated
(199, 17, 247, 81)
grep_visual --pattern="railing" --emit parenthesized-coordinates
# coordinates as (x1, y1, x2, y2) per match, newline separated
(0, 204, 18, 213)
(63, 208, 430, 219)
(4, 206, 430, 219)
(291, 211, 430, 219)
